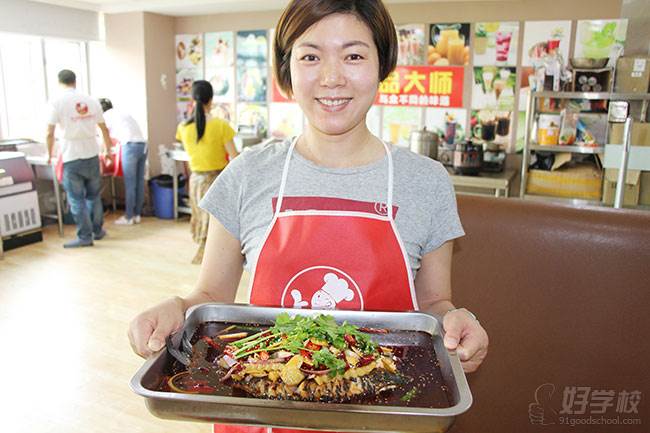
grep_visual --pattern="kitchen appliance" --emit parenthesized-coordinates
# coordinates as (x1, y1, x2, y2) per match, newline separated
(234, 124, 264, 150)
(409, 127, 439, 159)
(0, 151, 42, 251)
(131, 303, 472, 433)
(482, 141, 506, 173)
(453, 140, 482, 175)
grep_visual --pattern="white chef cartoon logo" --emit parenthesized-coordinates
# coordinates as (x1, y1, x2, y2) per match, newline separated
(281, 266, 363, 310)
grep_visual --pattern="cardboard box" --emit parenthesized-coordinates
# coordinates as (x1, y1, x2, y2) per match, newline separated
(615, 57, 650, 94)
(609, 123, 650, 147)
(602, 168, 641, 206)
(639, 172, 650, 206)
(527, 163, 602, 200)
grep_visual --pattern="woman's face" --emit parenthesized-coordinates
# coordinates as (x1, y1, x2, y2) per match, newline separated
(290, 13, 380, 136)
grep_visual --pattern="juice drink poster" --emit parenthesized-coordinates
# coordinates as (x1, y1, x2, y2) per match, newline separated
(473, 22, 519, 66)
(396, 24, 426, 66)
(428, 23, 470, 66)
(522, 21, 571, 67)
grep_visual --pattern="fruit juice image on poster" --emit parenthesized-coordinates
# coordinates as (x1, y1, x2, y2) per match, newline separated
(519, 66, 535, 110)
(396, 24, 426, 66)
(428, 23, 470, 66)
(205, 32, 234, 68)
(206, 67, 234, 103)
(175, 34, 203, 71)
(471, 110, 514, 151)
(366, 105, 382, 138)
(522, 21, 571, 67)
(270, 103, 303, 139)
(176, 68, 202, 100)
(574, 19, 628, 60)
(236, 30, 268, 102)
(211, 103, 235, 127)
(472, 66, 516, 111)
(381, 106, 422, 147)
(424, 108, 467, 145)
(473, 22, 519, 66)
(237, 103, 268, 137)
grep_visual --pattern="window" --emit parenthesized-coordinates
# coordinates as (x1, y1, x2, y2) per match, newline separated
(0, 34, 91, 140)
(0, 33, 47, 139)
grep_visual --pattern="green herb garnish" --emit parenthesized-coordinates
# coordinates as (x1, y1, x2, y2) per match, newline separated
(401, 387, 419, 402)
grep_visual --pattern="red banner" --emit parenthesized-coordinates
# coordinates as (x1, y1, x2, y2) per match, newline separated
(375, 66, 464, 108)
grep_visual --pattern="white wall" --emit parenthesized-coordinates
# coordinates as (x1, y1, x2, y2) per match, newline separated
(0, 0, 99, 41)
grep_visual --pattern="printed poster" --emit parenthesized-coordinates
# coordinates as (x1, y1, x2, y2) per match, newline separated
(470, 110, 514, 152)
(473, 22, 519, 66)
(211, 102, 235, 127)
(175, 34, 203, 71)
(574, 19, 628, 59)
(237, 103, 268, 138)
(236, 30, 268, 102)
(428, 23, 470, 66)
(205, 32, 234, 68)
(270, 103, 303, 139)
(381, 106, 422, 148)
(376, 66, 464, 108)
(522, 21, 572, 67)
(396, 24, 426, 66)
(424, 108, 467, 146)
(472, 66, 516, 111)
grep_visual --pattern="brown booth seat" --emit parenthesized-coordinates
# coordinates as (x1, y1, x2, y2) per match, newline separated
(450, 195, 650, 433)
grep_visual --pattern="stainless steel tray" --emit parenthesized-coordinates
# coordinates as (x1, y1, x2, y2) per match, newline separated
(130, 303, 472, 432)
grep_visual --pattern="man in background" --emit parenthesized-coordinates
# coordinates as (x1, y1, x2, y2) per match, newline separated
(46, 69, 113, 248)
(99, 98, 147, 225)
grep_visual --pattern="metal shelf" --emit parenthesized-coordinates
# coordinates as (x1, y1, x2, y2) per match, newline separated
(529, 145, 604, 154)
(533, 91, 650, 101)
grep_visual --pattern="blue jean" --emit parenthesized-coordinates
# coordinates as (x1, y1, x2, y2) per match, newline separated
(122, 142, 147, 219)
(62, 156, 103, 241)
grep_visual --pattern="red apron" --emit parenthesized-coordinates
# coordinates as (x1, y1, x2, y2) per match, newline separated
(214, 139, 417, 433)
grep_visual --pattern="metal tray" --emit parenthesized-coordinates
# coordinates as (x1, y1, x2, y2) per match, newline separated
(130, 303, 472, 432)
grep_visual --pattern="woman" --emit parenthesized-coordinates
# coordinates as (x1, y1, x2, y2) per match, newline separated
(130, 1, 488, 431)
(99, 98, 147, 225)
(175, 80, 239, 263)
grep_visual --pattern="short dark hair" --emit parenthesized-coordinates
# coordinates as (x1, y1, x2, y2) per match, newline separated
(99, 98, 113, 112)
(273, 0, 398, 97)
(58, 69, 76, 85)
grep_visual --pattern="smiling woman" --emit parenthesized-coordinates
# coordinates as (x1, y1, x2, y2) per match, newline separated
(129, 1, 488, 432)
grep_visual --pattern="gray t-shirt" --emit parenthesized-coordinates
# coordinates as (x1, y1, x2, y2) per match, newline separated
(200, 140, 464, 276)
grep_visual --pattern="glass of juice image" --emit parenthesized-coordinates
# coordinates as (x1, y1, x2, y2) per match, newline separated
(496, 30, 512, 62)
(484, 22, 500, 48)
(447, 35, 466, 65)
(496, 113, 511, 136)
(435, 24, 460, 59)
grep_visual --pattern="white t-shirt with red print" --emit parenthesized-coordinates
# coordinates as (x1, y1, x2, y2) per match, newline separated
(47, 88, 105, 163)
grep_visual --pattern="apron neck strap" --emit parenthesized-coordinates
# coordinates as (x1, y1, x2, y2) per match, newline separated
(275, 137, 395, 219)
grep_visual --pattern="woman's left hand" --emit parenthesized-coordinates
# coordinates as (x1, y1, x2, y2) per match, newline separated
(442, 308, 488, 373)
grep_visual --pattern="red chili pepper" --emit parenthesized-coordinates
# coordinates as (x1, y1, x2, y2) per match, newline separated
(344, 334, 356, 346)
(305, 341, 321, 351)
(202, 336, 222, 349)
(259, 350, 269, 361)
(359, 355, 375, 367)
(300, 349, 312, 359)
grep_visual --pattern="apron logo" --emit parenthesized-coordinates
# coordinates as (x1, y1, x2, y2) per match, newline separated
(281, 266, 364, 310)
(374, 202, 389, 216)
(75, 102, 89, 115)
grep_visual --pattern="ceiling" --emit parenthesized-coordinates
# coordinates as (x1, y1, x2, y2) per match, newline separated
(32, 0, 491, 17)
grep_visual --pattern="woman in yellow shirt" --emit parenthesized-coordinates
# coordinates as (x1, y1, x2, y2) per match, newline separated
(176, 80, 239, 264)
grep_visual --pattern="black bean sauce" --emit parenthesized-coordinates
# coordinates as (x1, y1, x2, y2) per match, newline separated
(155, 321, 452, 408)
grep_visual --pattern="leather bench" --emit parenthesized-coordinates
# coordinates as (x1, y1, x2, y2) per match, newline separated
(450, 195, 650, 432)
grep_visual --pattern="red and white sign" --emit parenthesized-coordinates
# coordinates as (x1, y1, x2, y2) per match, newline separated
(375, 65, 464, 108)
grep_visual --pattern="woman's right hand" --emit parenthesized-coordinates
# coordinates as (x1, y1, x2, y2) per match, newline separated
(128, 296, 186, 358)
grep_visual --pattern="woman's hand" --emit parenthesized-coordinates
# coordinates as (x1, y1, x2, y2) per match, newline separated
(128, 296, 186, 358)
(442, 308, 488, 373)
